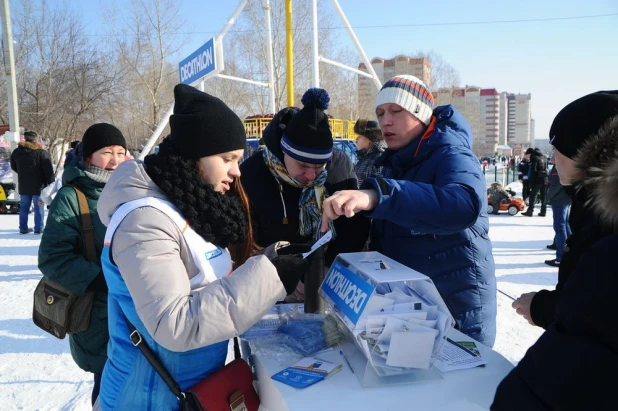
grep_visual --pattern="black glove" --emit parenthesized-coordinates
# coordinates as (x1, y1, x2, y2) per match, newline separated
(270, 254, 311, 295)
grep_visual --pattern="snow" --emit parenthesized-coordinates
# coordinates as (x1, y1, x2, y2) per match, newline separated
(0, 210, 556, 410)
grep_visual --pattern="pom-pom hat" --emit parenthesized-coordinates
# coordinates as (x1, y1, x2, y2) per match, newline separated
(375, 75, 435, 125)
(281, 88, 333, 164)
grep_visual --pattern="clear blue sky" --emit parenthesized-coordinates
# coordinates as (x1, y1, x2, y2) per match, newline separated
(74, 0, 618, 142)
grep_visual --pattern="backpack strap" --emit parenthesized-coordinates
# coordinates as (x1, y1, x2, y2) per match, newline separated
(71, 185, 97, 263)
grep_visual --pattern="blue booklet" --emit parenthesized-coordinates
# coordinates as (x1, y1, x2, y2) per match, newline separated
(271, 356, 342, 389)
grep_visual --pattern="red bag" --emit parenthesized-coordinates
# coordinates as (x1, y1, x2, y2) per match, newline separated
(126, 318, 260, 411)
(182, 359, 260, 411)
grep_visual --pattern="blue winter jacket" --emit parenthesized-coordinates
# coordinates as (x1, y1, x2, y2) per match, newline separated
(361, 105, 496, 347)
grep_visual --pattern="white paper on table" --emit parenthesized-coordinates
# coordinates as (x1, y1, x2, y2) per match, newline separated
(363, 295, 395, 314)
(376, 317, 438, 345)
(386, 331, 435, 369)
(302, 230, 333, 258)
(382, 291, 418, 304)
(366, 316, 387, 329)
(401, 317, 438, 329)
(390, 311, 428, 321)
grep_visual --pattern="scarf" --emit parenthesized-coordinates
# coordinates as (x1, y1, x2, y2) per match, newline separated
(80, 161, 113, 183)
(262, 148, 335, 240)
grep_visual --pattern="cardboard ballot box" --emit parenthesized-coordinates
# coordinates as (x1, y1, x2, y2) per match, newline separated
(319, 252, 455, 387)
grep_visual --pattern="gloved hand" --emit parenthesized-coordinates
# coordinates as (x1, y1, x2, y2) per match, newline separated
(270, 254, 311, 295)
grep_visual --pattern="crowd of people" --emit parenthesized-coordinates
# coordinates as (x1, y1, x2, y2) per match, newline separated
(9, 75, 617, 410)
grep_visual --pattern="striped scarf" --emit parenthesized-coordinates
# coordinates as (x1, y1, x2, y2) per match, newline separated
(262, 148, 335, 240)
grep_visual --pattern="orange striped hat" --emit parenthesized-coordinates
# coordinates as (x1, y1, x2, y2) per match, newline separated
(375, 75, 435, 125)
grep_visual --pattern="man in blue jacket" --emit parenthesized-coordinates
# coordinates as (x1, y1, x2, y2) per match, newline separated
(322, 75, 496, 347)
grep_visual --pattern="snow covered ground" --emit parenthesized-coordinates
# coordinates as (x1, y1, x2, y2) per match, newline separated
(0, 209, 555, 410)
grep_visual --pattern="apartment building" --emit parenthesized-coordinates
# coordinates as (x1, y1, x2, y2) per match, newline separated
(358, 55, 431, 118)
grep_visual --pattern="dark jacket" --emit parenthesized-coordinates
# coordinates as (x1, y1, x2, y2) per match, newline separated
(492, 115, 618, 410)
(528, 149, 548, 185)
(240, 107, 370, 265)
(10, 141, 54, 195)
(546, 165, 571, 207)
(362, 105, 496, 347)
(241, 149, 369, 265)
(354, 140, 386, 187)
(38, 163, 109, 373)
(517, 160, 529, 181)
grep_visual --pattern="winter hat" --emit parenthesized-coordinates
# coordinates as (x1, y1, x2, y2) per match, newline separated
(24, 131, 38, 142)
(549, 90, 618, 159)
(169, 84, 246, 160)
(281, 88, 333, 164)
(81, 123, 127, 159)
(353, 119, 383, 142)
(375, 75, 435, 125)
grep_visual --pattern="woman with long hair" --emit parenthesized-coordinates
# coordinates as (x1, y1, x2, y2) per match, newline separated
(95, 85, 299, 410)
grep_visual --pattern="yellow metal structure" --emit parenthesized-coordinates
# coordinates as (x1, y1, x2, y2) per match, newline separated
(0, 184, 7, 201)
(244, 117, 357, 140)
(285, 0, 294, 107)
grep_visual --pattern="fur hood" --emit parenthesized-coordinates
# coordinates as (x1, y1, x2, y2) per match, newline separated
(575, 114, 618, 226)
(17, 141, 42, 150)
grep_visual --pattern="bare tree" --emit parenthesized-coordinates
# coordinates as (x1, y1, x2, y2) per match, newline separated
(415, 50, 461, 91)
(10, 0, 121, 169)
(103, 0, 186, 149)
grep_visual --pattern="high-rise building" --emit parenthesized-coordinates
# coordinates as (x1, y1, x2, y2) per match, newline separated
(506, 93, 533, 156)
(358, 55, 431, 118)
(433, 86, 500, 156)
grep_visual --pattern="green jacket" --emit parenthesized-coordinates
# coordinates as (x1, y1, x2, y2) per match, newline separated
(38, 163, 108, 373)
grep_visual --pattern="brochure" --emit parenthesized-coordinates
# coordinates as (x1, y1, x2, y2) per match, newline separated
(271, 356, 342, 389)
(434, 339, 487, 372)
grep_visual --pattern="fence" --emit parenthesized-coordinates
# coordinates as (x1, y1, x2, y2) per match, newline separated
(483, 164, 519, 188)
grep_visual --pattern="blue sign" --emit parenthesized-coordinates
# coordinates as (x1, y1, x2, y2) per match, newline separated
(321, 260, 375, 325)
(179, 38, 217, 85)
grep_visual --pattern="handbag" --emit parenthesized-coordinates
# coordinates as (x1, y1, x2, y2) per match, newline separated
(32, 185, 97, 339)
(125, 318, 260, 411)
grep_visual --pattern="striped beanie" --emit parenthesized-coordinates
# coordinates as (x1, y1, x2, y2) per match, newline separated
(281, 88, 333, 164)
(375, 75, 435, 125)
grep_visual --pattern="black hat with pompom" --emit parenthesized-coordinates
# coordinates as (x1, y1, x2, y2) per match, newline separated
(280, 88, 333, 164)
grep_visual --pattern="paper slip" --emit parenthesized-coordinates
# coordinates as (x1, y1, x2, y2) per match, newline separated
(272, 356, 342, 389)
(302, 230, 333, 259)
(386, 331, 435, 369)
(434, 339, 487, 372)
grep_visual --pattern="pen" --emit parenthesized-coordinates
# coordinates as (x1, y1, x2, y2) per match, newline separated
(339, 350, 355, 374)
(446, 337, 478, 357)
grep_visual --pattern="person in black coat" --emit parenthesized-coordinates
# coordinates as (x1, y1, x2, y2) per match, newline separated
(10, 131, 54, 234)
(522, 147, 548, 216)
(240, 89, 370, 301)
(512, 90, 618, 330)
(493, 90, 618, 410)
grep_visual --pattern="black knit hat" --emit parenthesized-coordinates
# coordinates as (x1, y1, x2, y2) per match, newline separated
(169, 84, 246, 160)
(525, 148, 534, 155)
(280, 88, 333, 164)
(353, 119, 383, 142)
(81, 123, 127, 159)
(549, 90, 618, 159)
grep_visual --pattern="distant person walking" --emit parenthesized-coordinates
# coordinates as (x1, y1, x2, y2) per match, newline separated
(522, 148, 548, 216)
(10, 131, 54, 234)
